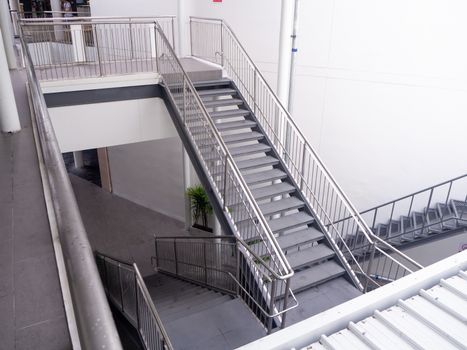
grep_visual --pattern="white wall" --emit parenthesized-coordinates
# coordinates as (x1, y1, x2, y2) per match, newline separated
(92, 0, 467, 213)
(90, 0, 176, 17)
(49, 98, 177, 152)
(107, 138, 186, 221)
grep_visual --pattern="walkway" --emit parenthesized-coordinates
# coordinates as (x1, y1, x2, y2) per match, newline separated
(0, 70, 71, 349)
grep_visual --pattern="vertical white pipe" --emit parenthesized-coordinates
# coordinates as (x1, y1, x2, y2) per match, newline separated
(288, 0, 300, 114)
(0, 0, 17, 69)
(0, 28, 20, 133)
(177, 0, 187, 56)
(8, 0, 18, 12)
(73, 151, 84, 168)
(276, 0, 294, 107)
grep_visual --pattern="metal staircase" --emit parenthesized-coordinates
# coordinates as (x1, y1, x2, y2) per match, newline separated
(191, 79, 346, 294)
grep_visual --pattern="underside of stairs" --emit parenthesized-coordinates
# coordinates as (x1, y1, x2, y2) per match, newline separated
(168, 78, 358, 300)
(144, 273, 266, 349)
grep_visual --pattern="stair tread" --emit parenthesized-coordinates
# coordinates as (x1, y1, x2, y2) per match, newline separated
(242, 169, 287, 185)
(227, 143, 271, 157)
(251, 182, 295, 200)
(288, 260, 345, 294)
(216, 120, 257, 131)
(210, 109, 250, 119)
(236, 156, 279, 170)
(259, 197, 305, 216)
(193, 79, 231, 88)
(268, 212, 314, 232)
(223, 131, 263, 144)
(203, 98, 243, 108)
(277, 227, 324, 249)
(197, 88, 237, 97)
(287, 244, 335, 270)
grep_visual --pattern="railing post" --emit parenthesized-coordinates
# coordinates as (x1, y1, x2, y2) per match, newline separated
(222, 157, 228, 210)
(134, 272, 140, 329)
(189, 17, 193, 56)
(267, 279, 277, 334)
(421, 188, 434, 235)
(93, 24, 103, 77)
(154, 23, 159, 72)
(171, 17, 176, 53)
(299, 144, 306, 190)
(364, 242, 377, 292)
(203, 241, 208, 285)
(253, 69, 257, 116)
(182, 77, 187, 124)
(118, 264, 124, 312)
(154, 239, 159, 268)
(280, 278, 291, 329)
(220, 22, 224, 67)
(173, 240, 178, 275)
(235, 245, 240, 296)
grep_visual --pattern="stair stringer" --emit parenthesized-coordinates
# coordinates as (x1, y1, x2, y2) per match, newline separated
(159, 83, 279, 329)
(228, 79, 364, 292)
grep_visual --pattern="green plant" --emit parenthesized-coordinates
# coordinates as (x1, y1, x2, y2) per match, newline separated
(186, 185, 213, 227)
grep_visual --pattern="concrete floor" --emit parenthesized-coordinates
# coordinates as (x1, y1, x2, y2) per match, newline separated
(70, 174, 190, 276)
(0, 69, 71, 350)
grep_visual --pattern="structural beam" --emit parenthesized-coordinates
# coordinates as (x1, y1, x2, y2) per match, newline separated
(0, 28, 20, 133)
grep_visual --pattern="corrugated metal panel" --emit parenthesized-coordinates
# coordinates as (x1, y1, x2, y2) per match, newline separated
(305, 270, 467, 350)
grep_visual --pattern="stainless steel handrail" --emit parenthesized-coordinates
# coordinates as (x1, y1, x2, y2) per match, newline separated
(154, 22, 293, 278)
(20, 27, 123, 350)
(95, 253, 174, 350)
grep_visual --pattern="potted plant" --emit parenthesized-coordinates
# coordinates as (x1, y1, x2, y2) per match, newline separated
(186, 184, 213, 232)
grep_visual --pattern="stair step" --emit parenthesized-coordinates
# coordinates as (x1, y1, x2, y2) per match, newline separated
(278, 227, 324, 251)
(228, 143, 271, 157)
(160, 293, 232, 323)
(268, 212, 314, 233)
(216, 120, 257, 132)
(249, 227, 324, 254)
(197, 88, 237, 97)
(251, 182, 295, 201)
(223, 131, 263, 144)
(279, 260, 345, 296)
(210, 109, 250, 119)
(243, 169, 287, 185)
(287, 245, 335, 270)
(203, 98, 244, 108)
(259, 197, 305, 216)
(193, 79, 231, 88)
(236, 156, 279, 171)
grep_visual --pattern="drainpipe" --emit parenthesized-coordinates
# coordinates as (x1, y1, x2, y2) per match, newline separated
(0, 28, 20, 133)
(288, 0, 300, 114)
(0, 0, 17, 69)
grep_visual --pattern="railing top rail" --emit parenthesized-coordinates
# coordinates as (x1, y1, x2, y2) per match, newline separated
(372, 236, 424, 269)
(359, 173, 467, 215)
(155, 235, 236, 240)
(155, 21, 293, 277)
(189, 16, 375, 243)
(96, 251, 134, 267)
(21, 30, 122, 350)
(19, 15, 176, 23)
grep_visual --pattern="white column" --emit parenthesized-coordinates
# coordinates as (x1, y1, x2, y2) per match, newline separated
(0, 0, 17, 69)
(176, 0, 188, 56)
(49, 0, 64, 42)
(0, 28, 20, 133)
(288, 0, 300, 114)
(183, 149, 192, 230)
(276, 0, 295, 107)
(73, 151, 84, 168)
(8, 0, 18, 11)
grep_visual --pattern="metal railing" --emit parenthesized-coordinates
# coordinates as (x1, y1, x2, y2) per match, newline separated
(19, 16, 175, 80)
(154, 236, 298, 333)
(96, 253, 174, 350)
(20, 25, 122, 350)
(345, 174, 467, 249)
(189, 17, 423, 291)
(154, 22, 297, 331)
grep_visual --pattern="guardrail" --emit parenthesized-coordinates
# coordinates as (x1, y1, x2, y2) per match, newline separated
(19, 16, 175, 80)
(189, 17, 423, 292)
(96, 253, 174, 350)
(154, 236, 298, 333)
(20, 26, 122, 350)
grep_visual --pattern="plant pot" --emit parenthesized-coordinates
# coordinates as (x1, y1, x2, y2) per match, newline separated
(192, 223, 213, 233)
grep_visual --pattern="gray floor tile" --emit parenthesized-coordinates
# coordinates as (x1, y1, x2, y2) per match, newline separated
(15, 315, 71, 350)
(14, 254, 65, 329)
(0, 295, 14, 350)
(0, 239, 13, 297)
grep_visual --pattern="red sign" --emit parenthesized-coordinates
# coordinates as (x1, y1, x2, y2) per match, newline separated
(213, 0, 222, 2)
